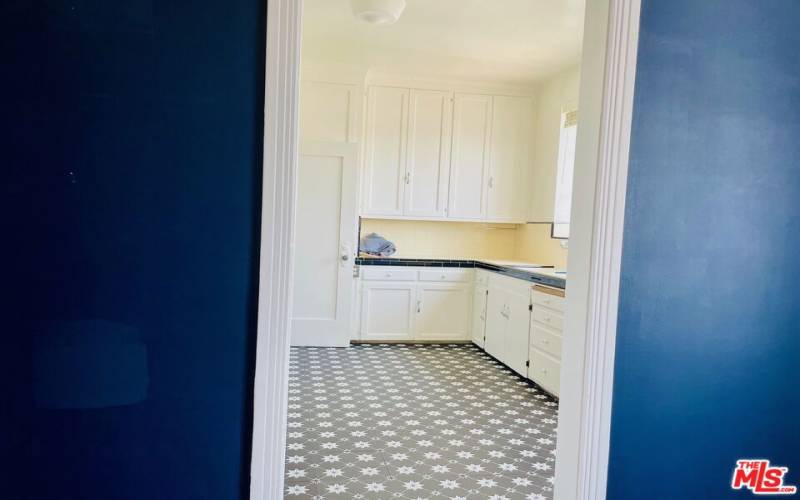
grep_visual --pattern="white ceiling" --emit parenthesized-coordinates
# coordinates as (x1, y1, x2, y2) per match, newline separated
(301, 0, 585, 86)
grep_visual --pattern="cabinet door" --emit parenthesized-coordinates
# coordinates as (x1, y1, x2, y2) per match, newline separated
(504, 288, 532, 376)
(360, 282, 415, 340)
(488, 95, 532, 221)
(448, 93, 492, 219)
(472, 285, 488, 348)
(362, 86, 409, 216)
(484, 285, 507, 360)
(415, 283, 472, 340)
(404, 89, 453, 217)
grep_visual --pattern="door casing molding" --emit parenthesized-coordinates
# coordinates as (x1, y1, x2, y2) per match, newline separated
(248, 0, 301, 498)
(250, 0, 642, 498)
(554, 0, 642, 498)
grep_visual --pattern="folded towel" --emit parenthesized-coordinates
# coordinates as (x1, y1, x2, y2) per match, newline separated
(359, 233, 396, 257)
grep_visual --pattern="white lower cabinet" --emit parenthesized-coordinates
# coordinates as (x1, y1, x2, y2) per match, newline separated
(485, 275, 532, 377)
(527, 285, 566, 396)
(359, 267, 472, 341)
(358, 265, 566, 397)
(360, 282, 416, 341)
(471, 284, 488, 348)
(416, 283, 472, 340)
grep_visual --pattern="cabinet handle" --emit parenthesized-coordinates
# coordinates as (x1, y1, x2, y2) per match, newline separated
(488, 176, 494, 188)
(417, 300, 421, 313)
(404, 172, 411, 184)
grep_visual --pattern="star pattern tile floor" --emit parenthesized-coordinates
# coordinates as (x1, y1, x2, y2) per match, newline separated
(284, 343, 558, 499)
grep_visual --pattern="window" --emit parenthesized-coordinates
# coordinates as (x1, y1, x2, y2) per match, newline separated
(552, 109, 578, 239)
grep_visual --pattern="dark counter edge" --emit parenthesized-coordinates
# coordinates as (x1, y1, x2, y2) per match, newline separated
(355, 257, 566, 290)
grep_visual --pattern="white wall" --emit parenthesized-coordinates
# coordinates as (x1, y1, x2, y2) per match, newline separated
(529, 65, 582, 222)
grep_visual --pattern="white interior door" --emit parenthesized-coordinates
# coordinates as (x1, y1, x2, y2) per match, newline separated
(291, 142, 358, 346)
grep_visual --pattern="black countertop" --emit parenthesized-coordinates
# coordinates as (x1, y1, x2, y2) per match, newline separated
(355, 257, 566, 289)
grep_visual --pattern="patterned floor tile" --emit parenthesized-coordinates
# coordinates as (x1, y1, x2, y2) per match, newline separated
(284, 344, 558, 499)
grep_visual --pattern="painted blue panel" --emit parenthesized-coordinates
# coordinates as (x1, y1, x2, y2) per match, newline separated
(608, 0, 800, 498)
(1, 0, 264, 498)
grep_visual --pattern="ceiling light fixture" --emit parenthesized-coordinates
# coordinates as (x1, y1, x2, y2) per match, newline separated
(350, 0, 406, 26)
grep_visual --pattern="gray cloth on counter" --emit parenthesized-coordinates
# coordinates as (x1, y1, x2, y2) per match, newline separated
(359, 233, 396, 257)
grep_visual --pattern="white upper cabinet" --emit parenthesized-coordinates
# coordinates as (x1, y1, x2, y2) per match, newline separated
(447, 93, 492, 220)
(404, 90, 453, 217)
(488, 96, 533, 221)
(362, 86, 409, 216)
(361, 84, 532, 223)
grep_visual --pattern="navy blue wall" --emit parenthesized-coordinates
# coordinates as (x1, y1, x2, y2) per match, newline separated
(608, 1, 799, 498)
(2, 0, 264, 498)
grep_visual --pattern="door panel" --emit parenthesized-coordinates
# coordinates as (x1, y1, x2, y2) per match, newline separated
(484, 285, 506, 360)
(404, 89, 453, 217)
(291, 143, 358, 346)
(448, 93, 492, 219)
(300, 81, 359, 143)
(504, 288, 532, 376)
(362, 86, 408, 216)
(415, 284, 471, 340)
(472, 285, 488, 348)
(360, 282, 416, 340)
(488, 95, 532, 221)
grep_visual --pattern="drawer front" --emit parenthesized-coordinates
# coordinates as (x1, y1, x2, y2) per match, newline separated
(532, 307, 564, 332)
(531, 286, 565, 313)
(490, 273, 533, 295)
(528, 348, 561, 396)
(361, 267, 417, 281)
(530, 323, 562, 359)
(418, 268, 474, 283)
(475, 269, 490, 286)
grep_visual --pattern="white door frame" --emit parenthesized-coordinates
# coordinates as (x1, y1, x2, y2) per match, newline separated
(249, 0, 642, 498)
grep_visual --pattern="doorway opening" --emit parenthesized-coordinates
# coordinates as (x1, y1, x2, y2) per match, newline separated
(250, 0, 642, 499)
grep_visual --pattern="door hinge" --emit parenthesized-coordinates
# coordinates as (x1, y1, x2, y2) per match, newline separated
(528, 304, 533, 311)
(525, 360, 530, 367)
(353, 266, 360, 278)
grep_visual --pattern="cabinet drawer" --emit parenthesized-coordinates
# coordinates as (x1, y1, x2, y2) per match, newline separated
(475, 269, 490, 286)
(530, 323, 562, 359)
(528, 348, 561, 396)
(418, 268, 474, 283)
(532, 307, 564, 332)
(531, 285, 565, 313)
(361, 267, 417, 281)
